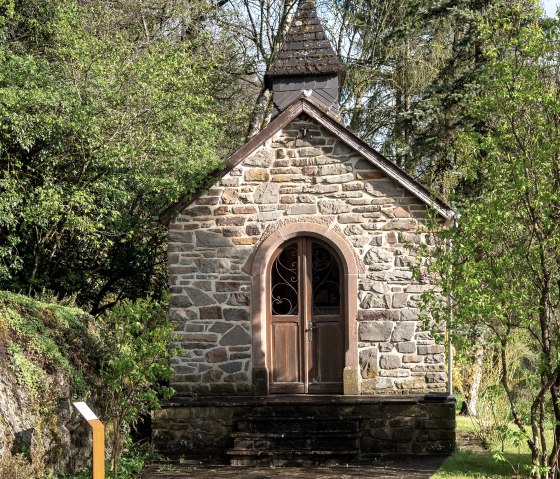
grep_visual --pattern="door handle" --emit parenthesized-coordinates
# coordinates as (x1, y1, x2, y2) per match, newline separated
(306, 321, 318, 342)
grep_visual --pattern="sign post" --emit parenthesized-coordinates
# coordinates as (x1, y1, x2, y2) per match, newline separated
(73, 402, 105, 479)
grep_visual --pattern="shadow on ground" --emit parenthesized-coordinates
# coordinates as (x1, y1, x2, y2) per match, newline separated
(142, 456, 447, 479)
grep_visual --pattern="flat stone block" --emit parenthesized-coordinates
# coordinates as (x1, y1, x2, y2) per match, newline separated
(359, 321, 393, 341)
(379, 354, 402, 370)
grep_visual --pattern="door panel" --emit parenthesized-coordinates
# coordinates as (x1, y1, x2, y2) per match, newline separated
(310, 318, 343, 384)
(271, 320, 301, 383)
(268, 238, 344, 394)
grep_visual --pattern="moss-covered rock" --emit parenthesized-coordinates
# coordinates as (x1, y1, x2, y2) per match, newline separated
(0, 291, 102, 477)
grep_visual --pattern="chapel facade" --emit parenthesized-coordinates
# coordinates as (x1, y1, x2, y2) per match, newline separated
(153, 1, 456, 464)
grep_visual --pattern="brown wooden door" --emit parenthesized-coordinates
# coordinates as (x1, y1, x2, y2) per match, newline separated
(268, 238, 343, 394)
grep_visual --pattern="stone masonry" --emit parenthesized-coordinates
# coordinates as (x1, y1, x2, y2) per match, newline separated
(168, 114, 447, 397)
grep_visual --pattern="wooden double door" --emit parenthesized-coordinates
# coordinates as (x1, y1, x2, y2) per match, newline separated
(267, 238, 344, 394)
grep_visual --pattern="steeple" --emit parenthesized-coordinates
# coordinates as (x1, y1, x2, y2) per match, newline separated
(265, 1, 345, 117)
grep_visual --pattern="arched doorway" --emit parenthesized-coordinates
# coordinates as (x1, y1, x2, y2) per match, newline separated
(267, 237, 344, 394)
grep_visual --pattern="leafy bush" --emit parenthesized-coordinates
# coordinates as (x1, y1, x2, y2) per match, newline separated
(99, 297, 176, 479)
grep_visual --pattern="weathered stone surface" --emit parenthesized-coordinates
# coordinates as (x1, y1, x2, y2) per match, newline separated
(227, 293, 250, 306)
(395, 377, 427, 389)
(397, 342, 417, 353)
(401, 308, 420, 321)
(321, 173, 354, 184)
(197, 307, 220, 320)
(359, 322, 393, 342)
(286, 204, 317, 215)
(354, 159, 374, 170)
(360, 293, 387, 309)
(195, 258, 232, 274)
(209, 323, 233, 334)
(219, 362, 242, 373)
(318, 164, 351, 176)
(338, 213, 363, 223)
(318, 199, 351, 214)
(246, 224, 260, 236)
(186, 288, 217, 307)
(426, 372, 447, 383)
(359, 280, 388, 293)
(418, 344, 445, 355)
(298, 147, 322, 157)
(253, 183, 280, 204)
(245, 169, 270, 182)
(379, 342, 394, 352)
(364, 248, 393, 264)
(392, 293, 408, 308)
(358, 310, 400, 321)
(244, 147, 275, 167)
(223, 308, 250, 322)
(184, 206, 212, 217)
(202, 369, 224, 382)
(403, 354, 423, 363)
(205, 347, 228, 363)
(221, 189, 239, 204)
(383, 219, 417, 230)
(360, 348, 378, 379)
(392, 322, 416, 342)
(380, 354, 402, 369)
(357, 171, 384, 180)
(219, 326, 251, 346)
(195, 231, 232, 247)
(217, 216, 246, 226)
(169, 295, 193, 308)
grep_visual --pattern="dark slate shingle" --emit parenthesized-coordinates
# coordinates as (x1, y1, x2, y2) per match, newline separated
(265, 1, 344, 79)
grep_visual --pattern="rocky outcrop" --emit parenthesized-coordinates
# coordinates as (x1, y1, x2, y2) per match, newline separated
(0, 292, 99, 476)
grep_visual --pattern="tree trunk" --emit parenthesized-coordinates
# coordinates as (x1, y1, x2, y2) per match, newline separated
(460, 336, 484, 416)
(246, 87, 271, 140)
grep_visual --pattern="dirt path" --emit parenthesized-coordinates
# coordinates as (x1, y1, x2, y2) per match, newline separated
(142, 456, 447, 479)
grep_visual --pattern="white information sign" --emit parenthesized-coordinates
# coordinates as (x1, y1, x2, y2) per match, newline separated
(73, 402, 98, 421)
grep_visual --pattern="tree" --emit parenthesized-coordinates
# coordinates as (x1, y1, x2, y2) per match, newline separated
(0, 0, 246, 312)
(422, 2, 560, 476)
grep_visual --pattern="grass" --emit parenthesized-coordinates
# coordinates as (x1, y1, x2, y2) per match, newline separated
(431, 416, 534, 478)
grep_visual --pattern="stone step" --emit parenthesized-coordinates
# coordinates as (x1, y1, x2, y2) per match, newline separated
(228, 413, 361, 465)
(231, 431, 360, 451)
(227, 448, 360, 467)
(237, 415, 361, 434)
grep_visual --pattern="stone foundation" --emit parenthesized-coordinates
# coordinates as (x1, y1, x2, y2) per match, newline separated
(152, 394, 456, 461)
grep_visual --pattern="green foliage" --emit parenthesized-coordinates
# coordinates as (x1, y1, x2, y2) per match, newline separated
(0, 0, 237, 312)
(99, 297, 175, 478)
(0, 292, 175, 478)
(0, 291, 101, 477)
(433, 417, 536, 478)
(421, 2, 560, 476)
(0, 290, 98, 401)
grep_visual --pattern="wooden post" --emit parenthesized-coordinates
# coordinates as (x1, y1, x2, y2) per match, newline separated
(73, 402, 105, 479)
(90, 419, 105, 479)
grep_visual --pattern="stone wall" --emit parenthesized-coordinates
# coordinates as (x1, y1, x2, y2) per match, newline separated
(168, 113, 447, 396)
(152, 396, 456, 459)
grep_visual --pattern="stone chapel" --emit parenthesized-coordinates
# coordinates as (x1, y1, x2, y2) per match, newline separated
(153, 1, 456, 465)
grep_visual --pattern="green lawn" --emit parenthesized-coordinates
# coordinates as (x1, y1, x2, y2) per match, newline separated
(431, 417, 533, 478)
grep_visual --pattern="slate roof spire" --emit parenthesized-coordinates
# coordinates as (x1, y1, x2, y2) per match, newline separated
(265, 0, 345, 117)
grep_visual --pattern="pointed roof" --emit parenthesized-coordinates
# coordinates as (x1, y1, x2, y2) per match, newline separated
(158, 95, 454, 225)
(265, 1, 344, 83)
